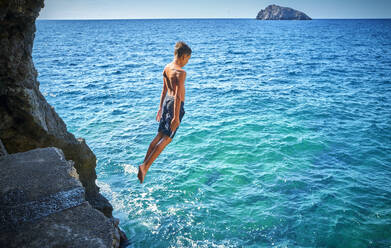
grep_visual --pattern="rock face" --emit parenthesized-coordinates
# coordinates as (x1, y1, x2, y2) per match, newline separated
(0, 0, 110, 215)
(0, 147, 122, 247)
(256, 4, 312, 20)
(0, 0, 128, 247)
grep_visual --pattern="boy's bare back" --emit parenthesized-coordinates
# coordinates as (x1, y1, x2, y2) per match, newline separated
(163, 62, 186, 103)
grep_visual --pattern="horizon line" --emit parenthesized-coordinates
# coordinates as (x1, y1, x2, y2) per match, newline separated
(37, 17, 391, 21)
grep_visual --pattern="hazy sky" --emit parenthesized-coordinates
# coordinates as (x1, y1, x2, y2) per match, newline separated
(38, 0, 391, 19)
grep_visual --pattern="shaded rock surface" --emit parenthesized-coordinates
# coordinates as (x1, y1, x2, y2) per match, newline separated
(256, 4, 312, 20)
(0, 138, 7, 156)
(0, 0, 129, 246)
(0, 147, 123, 248)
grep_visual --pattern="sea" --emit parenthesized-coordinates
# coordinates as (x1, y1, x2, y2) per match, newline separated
(33, 19, 391, 247)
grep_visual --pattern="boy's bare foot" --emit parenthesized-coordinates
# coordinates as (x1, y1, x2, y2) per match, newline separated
(138, 164, 146, 184)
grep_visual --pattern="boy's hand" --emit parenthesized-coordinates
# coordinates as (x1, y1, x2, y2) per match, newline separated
(156, 108, 162, 122)
(170, 118, 180, 133)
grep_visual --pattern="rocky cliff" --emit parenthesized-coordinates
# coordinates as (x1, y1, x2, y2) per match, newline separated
(256, 4, 312, 20)
(0, 0, 128, 246)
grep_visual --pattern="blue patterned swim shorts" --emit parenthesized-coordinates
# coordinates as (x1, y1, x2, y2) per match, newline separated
(158, 95, 185, 139)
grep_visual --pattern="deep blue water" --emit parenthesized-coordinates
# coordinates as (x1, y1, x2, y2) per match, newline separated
(33, 19, 391, 247)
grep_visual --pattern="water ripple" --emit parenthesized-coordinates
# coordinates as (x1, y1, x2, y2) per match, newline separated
(33, 19, 391, 247)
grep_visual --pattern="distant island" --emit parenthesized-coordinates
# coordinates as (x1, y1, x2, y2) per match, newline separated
(256, 4, 312, 20)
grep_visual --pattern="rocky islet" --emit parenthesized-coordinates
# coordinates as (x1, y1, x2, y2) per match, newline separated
(256, 4, 312, 20)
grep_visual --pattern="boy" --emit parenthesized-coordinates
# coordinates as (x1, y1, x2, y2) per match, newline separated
(138, 41, 192, 184)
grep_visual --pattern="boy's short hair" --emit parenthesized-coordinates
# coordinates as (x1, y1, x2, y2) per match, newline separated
(174, 41, 192, 58)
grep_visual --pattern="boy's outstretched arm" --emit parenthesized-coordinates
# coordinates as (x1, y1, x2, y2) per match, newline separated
(171, 71, 185, 132)
(157, 71, 168, 121)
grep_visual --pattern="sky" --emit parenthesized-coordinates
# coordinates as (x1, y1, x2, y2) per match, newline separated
(38, 0, 391, 19)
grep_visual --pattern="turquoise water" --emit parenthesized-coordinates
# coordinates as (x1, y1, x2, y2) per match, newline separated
(33, 19, 391, 247)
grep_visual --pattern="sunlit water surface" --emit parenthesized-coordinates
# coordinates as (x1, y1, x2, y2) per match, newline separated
(33, 19, 391, 247)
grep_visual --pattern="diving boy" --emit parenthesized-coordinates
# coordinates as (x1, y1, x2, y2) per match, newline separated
(138, 41, 192, 184)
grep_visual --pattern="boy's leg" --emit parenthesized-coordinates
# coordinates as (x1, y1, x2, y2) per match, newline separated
(138, 134, 172, 183)
(143, 132, 164, 162)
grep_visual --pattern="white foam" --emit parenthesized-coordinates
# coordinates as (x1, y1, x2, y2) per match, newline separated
(123, 163, 138, 174)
